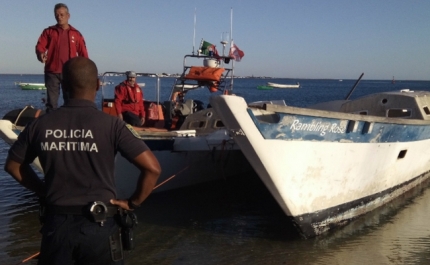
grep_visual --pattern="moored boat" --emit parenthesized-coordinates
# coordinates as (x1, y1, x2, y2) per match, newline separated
(1, 49, 252, 198)
(17, 82, 46, 90)
(267, 82, 300, 89)
(210, 88, 430, 237)
(99, 63, 251, 197)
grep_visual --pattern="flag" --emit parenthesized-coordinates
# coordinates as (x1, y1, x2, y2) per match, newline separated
(200, 40, 219, 57)
(229, 41, 244, 62)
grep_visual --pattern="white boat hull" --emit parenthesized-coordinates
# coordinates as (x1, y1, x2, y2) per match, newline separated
(267, 82, 300, 89)
(0, 120, 44, 172)
(211, 95, 430, 237)
(17, 83, 46, 90)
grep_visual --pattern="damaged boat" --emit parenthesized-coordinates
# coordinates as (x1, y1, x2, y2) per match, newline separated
(210, 88, 430, 237)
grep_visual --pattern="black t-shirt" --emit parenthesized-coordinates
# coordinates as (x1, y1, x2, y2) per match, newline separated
(8, 99, 149, 206)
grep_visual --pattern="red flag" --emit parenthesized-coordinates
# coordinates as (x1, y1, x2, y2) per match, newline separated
(229, 41, 244, 62)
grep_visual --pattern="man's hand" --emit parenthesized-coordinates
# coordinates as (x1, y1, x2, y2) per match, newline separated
(140, 117, 145, 126)
(110, 199, 133, 211)
(37, 53, 47, 63)
(118, 114, 123, 120)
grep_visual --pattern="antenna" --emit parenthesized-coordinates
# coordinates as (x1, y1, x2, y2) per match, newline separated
(192, 8, 196, 55)
(345, 73, 364, 100)
(198, 38, 204, 56)
(220, 32, 228, 56)
(230, 8, 233, 42)
(230, 8, 234, 91)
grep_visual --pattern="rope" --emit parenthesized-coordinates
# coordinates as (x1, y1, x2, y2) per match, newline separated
(152, 165, 190, 190)
(14, 105, 33, 126)
(15, 252, 39, 264)
(152, 138, 232, 190)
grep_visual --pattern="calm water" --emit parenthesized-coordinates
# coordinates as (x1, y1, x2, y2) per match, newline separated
(2, 74, 430, 264)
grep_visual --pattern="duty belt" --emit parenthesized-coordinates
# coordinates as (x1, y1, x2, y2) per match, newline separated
(45, 203, 120, 217)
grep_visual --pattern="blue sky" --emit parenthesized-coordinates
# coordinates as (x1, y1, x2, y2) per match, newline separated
(0, 1, 429, 80)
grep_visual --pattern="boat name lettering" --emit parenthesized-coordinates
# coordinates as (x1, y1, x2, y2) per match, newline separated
(45, 129, 94, 139)
(290, 120, 345, 136)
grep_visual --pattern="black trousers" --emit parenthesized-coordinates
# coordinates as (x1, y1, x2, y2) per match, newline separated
(37, 214, 124, 265)
(44, 72, 68, 112)
(122, 111, 142, 127)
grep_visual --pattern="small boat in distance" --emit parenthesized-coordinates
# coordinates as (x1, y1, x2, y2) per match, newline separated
(173, 84, 200, 90)
(17, 83, 46, 90)
(267, 82, 300, 89)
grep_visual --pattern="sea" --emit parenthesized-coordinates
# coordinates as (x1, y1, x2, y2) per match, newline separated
(1, 74, 430, 265)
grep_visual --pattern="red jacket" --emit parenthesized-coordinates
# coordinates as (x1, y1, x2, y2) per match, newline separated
(35, 24, 88, 73)
(114, 81, 145, 118)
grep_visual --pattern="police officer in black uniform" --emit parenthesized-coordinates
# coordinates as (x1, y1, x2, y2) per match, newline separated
(4, 57, 161, 265)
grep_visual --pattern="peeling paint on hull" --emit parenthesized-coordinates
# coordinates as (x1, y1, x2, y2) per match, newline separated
(294, 171, 430, 237)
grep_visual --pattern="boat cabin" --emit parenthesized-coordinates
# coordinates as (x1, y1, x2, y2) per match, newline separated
(308, 89, 430, 121)
(339, 90, 430, 120)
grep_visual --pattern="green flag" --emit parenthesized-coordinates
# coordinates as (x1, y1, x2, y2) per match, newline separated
(200, 40, 219, 56)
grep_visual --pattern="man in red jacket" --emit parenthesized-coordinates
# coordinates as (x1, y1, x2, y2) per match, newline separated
(114, 71, 146, 127)
(35, 3, 89, 112)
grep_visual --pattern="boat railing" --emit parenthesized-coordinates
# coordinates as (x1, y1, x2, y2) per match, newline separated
(100, 71, 169, 129)
(100, 71, 162, 109)
(170, 54, 234, 100)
